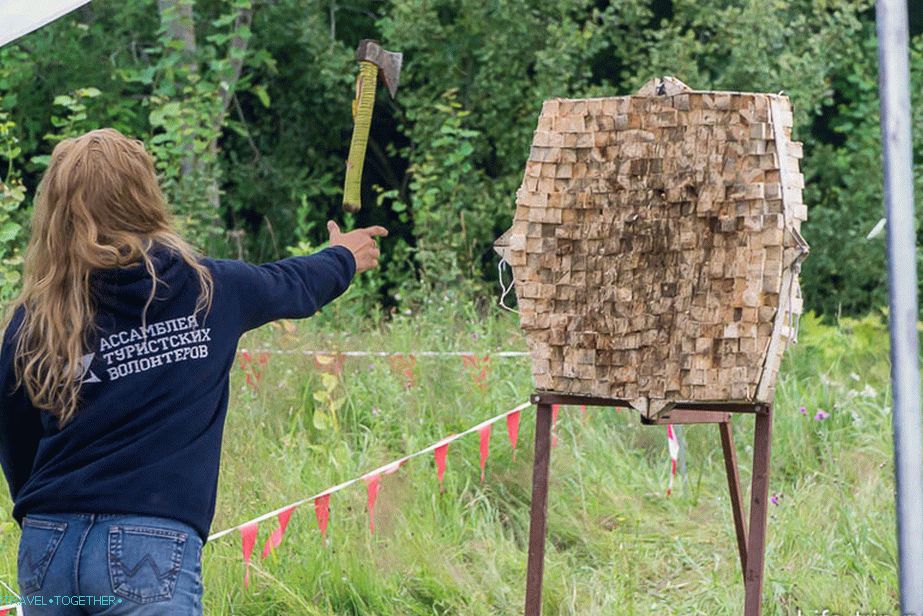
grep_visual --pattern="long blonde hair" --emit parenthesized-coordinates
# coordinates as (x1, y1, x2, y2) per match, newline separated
(2, 128, 214, 426)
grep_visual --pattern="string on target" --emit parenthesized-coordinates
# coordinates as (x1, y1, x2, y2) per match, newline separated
(497, 259, 518, 314)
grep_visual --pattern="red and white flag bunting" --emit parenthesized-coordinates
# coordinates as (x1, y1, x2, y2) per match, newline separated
(364, 459, 403, 533)
(478, 424, 492, 481)
(434, 436, 453, 490)
(314, 494, 330, 543)
(0, 578, 22, 614)
(213, 400, 677, 588)
(261, 505, 296, 560)
(364, 474, 382, 533)
(666, 424, 680, 496)
(506, 410, 521, 459)
(239, 348, 528, 358)
(208, 401, 531, 588)
(239, 521, 259, 588)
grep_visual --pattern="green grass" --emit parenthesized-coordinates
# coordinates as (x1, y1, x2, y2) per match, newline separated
(0, 303, 899, 614)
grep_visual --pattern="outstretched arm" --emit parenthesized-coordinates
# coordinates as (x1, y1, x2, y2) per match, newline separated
(217, 222, 388, 334)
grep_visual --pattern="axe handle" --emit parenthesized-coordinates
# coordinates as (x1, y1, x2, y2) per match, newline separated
(342, 60, 379, 213)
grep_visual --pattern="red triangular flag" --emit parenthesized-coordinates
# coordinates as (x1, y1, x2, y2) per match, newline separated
(261, 505, 296, 559)
(507, 410, 521, 459)
(434, 441, 450, 489)
(315, 494, 330, 543)
(239, 521, 259, 588)
(478, 424, 492, 481)
(551, 404, 560, 448)
(365, 473, 381, 533)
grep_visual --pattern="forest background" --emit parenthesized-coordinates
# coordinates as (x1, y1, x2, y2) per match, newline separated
(0, 0, 921, 317)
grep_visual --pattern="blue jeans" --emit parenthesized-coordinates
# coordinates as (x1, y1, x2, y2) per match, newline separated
(16, 513, 203, 615)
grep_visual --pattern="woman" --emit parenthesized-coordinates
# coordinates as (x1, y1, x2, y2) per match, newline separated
(0, 128, 386, 614)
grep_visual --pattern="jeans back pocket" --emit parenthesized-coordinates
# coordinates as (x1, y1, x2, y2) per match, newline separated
(108, 524, 188, 604)
(18, 517, 67, 595)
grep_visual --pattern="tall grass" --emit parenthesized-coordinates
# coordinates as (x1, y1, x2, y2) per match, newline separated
(0, 304, 898, 614)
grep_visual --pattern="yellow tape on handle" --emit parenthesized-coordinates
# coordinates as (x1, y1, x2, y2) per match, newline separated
(343, 60, 379, 213)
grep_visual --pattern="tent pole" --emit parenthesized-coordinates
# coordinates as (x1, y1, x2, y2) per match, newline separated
(876, 0, 923, 610)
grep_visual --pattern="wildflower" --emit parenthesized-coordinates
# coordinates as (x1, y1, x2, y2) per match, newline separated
(371, 406, 381, 416)
(814, 409, 830, 421)
(771, 493, 783, 506)
(799, 406, 807, 415)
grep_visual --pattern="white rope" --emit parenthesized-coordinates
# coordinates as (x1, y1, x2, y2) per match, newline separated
(0, 577, 21, 614)
(497, 259, 519, 314)
(787, 260, 805, 344)
(237, 349, 529, 358)
(0, 580, 16, 597)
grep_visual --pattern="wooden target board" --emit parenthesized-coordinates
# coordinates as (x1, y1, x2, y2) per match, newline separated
(496, 77, 809, 418)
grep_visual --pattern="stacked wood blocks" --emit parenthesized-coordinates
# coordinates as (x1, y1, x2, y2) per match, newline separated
(495, 77, 809, 417)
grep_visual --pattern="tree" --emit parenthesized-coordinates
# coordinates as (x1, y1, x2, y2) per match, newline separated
(150, 0, 254, 248)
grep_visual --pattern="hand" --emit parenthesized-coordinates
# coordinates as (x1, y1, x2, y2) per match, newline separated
(327, 220, 388, 274)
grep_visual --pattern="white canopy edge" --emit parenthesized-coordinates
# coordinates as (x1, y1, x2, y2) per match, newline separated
(0, 0, 91, 48)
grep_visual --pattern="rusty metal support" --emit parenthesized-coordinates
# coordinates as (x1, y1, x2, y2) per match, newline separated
(522, 394, 773, 615)
(744, 406, 772, 615)
(642, 409, 731, 425)
(524, 402, 553, 616)
(531, 392, 631, 408)
(720, 421, 748, 577)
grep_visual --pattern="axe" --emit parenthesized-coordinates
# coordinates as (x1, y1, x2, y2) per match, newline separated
(342, 39, 402, 213)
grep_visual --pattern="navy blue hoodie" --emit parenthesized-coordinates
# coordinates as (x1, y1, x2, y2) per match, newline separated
(0, 242, 356, 542)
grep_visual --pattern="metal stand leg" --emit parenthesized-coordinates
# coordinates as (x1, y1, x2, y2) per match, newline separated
(744, 406, 773, 615)
(719, 420, 748, 577)
(521, 394, 773, 614)
(524, 402, 553, 616)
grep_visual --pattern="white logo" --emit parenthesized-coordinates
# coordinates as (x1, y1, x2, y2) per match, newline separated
(98, 315, 210, 382)
(79, 353, 101, 384)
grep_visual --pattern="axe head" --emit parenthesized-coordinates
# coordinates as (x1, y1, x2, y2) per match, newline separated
(356, 39, 402, 98)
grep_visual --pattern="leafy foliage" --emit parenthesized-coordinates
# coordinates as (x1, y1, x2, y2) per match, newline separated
(0, 113, 24, 303)
(0, 51, 29, 303)
(0, 1, 921, 316)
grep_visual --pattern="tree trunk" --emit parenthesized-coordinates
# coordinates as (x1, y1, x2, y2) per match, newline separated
(157, 0, 197, 178)
(207, 6, 253, 211)
(156, 0, 253, 218)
